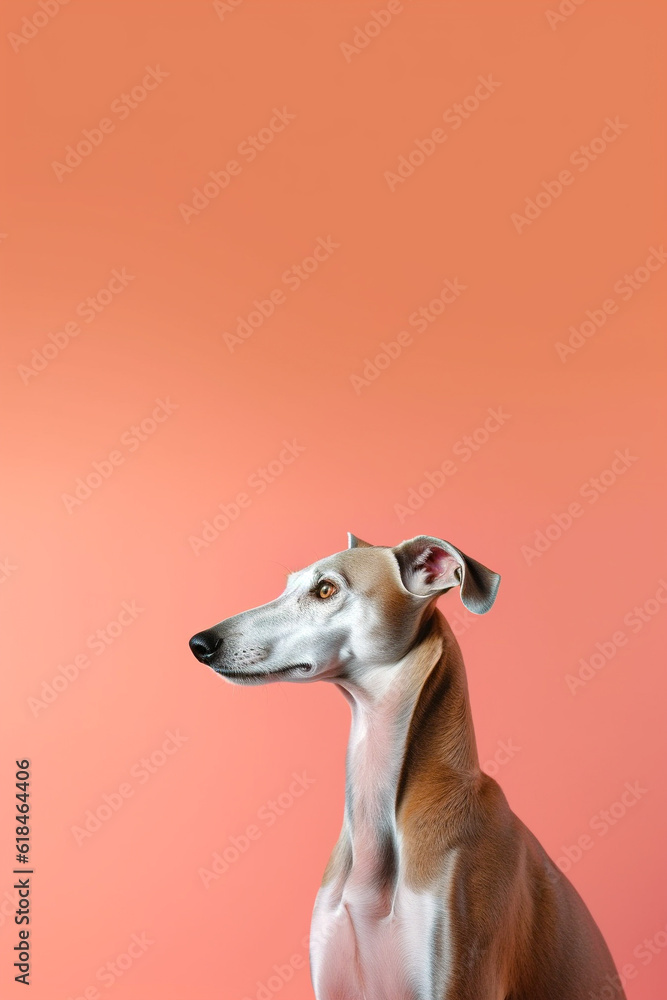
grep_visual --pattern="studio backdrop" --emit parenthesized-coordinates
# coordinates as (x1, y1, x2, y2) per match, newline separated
(2, 1, 666, 999)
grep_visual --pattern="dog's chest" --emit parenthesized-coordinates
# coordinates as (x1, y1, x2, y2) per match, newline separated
(310, 868, 456, 1000)
(309, 678, 457, 998)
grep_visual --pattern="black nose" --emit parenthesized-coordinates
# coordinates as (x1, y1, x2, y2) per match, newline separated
(189, 629, 223, 663)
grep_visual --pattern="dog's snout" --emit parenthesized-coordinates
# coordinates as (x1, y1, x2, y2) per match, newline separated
(189, 629, 222, 663)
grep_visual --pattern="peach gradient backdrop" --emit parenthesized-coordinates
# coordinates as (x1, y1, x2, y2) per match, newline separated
(1, 1, 666, 998)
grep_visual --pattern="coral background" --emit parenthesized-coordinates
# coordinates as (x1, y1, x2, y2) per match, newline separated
(1, 1, 666, 997)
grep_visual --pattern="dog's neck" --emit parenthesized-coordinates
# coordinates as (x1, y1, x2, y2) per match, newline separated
(334, 609, 479, 895)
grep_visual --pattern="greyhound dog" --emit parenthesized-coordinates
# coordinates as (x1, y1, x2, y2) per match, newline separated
(189, 534, 625, 1000)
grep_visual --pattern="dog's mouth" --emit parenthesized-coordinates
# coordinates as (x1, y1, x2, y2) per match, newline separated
(212, 663, 314, 684)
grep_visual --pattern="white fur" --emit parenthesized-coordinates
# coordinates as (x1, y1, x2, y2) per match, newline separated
(310, 657, 458, 999)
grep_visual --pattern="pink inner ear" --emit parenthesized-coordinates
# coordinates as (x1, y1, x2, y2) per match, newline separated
(416, 546, 457, 585)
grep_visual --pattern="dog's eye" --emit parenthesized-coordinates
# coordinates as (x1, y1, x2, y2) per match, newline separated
(316, 580, 338, 599)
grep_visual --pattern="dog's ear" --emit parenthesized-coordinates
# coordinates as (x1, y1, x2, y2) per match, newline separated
(347, 533, 373, 549)
(393, 535, 500, 614)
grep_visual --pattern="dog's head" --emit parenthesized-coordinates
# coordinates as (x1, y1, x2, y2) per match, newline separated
(189, 534, 500, 685)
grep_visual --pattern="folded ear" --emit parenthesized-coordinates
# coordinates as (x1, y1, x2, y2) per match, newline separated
(393, 535, 500, 614)
(347, 533, 373, 549)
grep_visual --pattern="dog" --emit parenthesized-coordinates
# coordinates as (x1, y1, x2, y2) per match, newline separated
(190, 533, 625, 999)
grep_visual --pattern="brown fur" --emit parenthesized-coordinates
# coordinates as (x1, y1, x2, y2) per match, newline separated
(324, 607, 625, 999)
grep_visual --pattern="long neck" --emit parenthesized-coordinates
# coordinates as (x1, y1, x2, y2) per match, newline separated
(334, 609, 480, 892)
